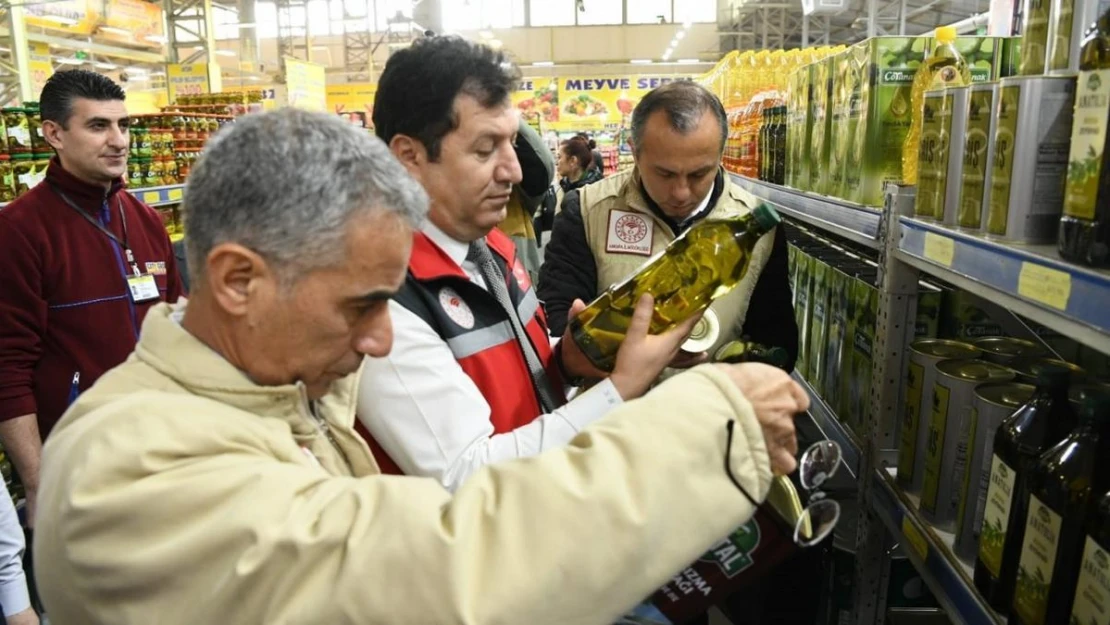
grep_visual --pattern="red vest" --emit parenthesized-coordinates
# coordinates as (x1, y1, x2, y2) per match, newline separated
(360, 228, 565, 474)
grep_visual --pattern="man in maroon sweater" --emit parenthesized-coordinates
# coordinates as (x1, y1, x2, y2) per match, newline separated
(0, 70, 184, 525)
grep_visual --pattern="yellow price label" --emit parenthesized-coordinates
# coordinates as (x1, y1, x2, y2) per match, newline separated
(923, 232, 955, 267)
(902, 516, 930, 561)
(167, 187, 184, 202)
(142, 191, 161, 205)
(1017, 262, 1072, 311)
(170, 232, 184, 242)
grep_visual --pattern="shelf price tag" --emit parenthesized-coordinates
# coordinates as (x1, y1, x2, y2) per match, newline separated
(902, 516, 930, 561)
(167, 187, 184, 202)
(142, 191, 161, 205)
(1017, 262, 1071, 311)
(923, 233, 955, 267)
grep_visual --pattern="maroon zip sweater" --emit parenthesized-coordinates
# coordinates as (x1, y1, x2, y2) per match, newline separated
(0, 159, 185, 438)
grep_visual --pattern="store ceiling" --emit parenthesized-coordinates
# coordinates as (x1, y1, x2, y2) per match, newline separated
(718, 0, 991, 49)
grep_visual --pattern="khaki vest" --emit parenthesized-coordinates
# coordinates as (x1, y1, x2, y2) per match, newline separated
(579, 168, 775, 356)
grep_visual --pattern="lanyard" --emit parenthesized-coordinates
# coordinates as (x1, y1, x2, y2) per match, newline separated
(51, 184, 143, 277)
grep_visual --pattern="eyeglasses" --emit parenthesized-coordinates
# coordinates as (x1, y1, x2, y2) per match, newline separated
(725, 421, 843, 547)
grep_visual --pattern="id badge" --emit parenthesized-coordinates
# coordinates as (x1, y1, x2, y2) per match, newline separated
(126, 273, 160, 303)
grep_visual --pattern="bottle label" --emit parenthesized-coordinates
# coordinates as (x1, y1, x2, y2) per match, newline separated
(979, 454, 1017, 577)
(916, 95, 945, 219)
(1014, 494, 1063, 625)
(898, 361, 926, 481)
(1070, 536, 1110, 625)
(956, 407, 979, 534)
(921, 383, 950, 513)
(988, 85, 1020, 235)
(959, 88, 994, 228)
(1063, 69, 1110, 220)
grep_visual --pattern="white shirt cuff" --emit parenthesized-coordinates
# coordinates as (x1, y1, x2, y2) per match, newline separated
(558, 378, 624, 431)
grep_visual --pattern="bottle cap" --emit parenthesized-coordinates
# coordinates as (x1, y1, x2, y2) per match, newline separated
(936, 26, 957, 44)
(751, 202, 782, 232)
(681, 309, 719, 354)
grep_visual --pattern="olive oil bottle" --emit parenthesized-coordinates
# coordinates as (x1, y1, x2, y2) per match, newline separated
(570, 204, 782, 372)
(1059, 6, 1110, 268)
(975, 366, 1079, 611)
(1010, 391, 1110, 625)
(1068, 487, 1110, 625)
(903, 27, 972, 185)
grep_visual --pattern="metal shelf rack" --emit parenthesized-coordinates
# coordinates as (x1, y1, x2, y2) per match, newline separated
(729, 173, 1110, 625)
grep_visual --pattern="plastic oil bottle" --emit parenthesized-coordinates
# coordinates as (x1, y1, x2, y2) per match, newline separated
(903, 27, 973, 185)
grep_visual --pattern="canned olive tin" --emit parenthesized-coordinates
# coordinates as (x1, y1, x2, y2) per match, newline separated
(986, 75, 1077, 244)
(919, 360, 1015, 530)
(957, 82, 999, 231)
(940, 86, 970, 227)
(897, 339, 982, 494)
(914, 89, 947, 221)
(1046, 0, 1110, 75)
(1010, 357, 1086, 385)
(972, 337, 1047, 366)
(953, 382, 1035, 561)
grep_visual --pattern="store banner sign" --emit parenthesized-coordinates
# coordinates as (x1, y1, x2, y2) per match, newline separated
(326, 83, 377, 121)
(24, 0, 97, 35)
(557, 76, 635, 130)
(513, 78, 560, 125)
(167, 63, 210, 102)
(99, 0, 165, 48)
(28, 43, 54, 100)
(284, 57, 327, 112)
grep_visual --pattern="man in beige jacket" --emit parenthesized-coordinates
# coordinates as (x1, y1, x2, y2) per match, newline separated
(33, 109, 806, 625)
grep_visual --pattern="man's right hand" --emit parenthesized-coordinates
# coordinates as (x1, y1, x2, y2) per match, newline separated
(716, 362, 807, 476)
(607, 294, 703, 401)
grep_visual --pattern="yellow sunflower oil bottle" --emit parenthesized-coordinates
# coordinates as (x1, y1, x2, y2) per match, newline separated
(903, 27, 972, 185)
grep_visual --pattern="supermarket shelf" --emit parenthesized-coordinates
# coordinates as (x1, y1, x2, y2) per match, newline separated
(729, 174, 883, 250)
(793, 372, 860, 479)
(1, 184, 188, 211)
(135, 184, 186, 208)
(896, 216, 1110, 354)
(871, 468, 1004, 625)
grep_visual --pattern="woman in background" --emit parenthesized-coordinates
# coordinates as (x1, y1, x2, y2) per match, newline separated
(574, 132, 605, 174)
(555, 137, 603, 213)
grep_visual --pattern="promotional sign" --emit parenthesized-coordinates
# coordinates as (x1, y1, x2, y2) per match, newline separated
(326, 82, 378, 127)
(284, 57, 327, 112)
(513, 77, 560, 125)
(28, 43, 53, 100)
(553, 75, 692, 130)
(167, 63, 211, 102)
(99, 0, 166, 48)
(24, 0, 97, 35)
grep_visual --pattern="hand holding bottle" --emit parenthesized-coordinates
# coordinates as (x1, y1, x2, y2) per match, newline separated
(558, 295, 702, 400)
(715, 362, 806, 476)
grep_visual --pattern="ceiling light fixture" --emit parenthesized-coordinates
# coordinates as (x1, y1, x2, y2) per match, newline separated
(532, 61, 554, 66)
(676, 30, 686, 40)
(98, 26, 130, 35)
(677, 58, 700, 64)
(94, 61, 118, 69)
(631, 59, 652, 64)
(55, 57, 84, 65)
(124, 66, 150, 74)
(233, 22, 257, 28)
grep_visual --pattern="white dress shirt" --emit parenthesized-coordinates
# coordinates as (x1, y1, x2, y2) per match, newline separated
(357, 221, 624, 492)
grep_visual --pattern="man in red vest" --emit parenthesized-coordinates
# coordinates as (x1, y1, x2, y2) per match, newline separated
(357, 36, 699, 489)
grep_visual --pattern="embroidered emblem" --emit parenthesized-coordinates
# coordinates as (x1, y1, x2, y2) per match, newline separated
(606, 210, 654, 255)
(438, 287, 475, 329)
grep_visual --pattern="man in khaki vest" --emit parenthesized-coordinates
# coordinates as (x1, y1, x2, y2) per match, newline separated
(539, 81, 797, 366)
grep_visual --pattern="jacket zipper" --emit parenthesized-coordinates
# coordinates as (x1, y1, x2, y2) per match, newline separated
(67, 371, 81, 406)
(100, 196, 140, 341)
(297, 386, 353, 475)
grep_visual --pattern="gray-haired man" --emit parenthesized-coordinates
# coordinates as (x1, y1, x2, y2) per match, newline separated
(31, 108, 805, 624)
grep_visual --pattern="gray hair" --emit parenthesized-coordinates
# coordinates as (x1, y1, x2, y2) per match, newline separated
(183, 108, 428, 286)
(630, 81, 728, 156)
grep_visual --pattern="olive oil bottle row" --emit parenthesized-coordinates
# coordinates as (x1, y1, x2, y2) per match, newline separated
(972, 363, 1110, 625)
(784, 35, 1013, 207)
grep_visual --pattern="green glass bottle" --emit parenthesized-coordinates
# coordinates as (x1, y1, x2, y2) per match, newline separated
(975, 365, 1079, 611)
(1059, 6, 1110, 268)
(570, 204, 782, 372)
(1068, 488, 1110, 625)
(1010, 390, 1110, 625)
